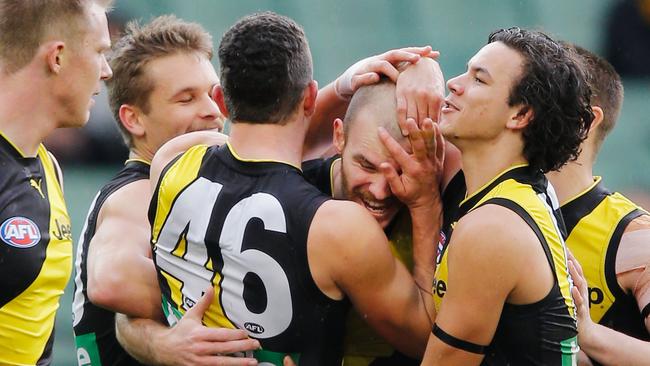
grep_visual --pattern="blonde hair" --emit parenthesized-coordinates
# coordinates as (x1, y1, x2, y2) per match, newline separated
(106, 15, 213, 147)
(0, 0, 113, 73)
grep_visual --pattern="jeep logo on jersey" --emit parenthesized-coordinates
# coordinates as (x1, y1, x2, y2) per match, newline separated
(244, 322, 265, 334)
(0, 217, 41, 248)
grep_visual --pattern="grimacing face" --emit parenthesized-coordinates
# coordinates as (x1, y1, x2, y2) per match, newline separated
(138, 51, 224, 153)
(336, 110, 408, 229)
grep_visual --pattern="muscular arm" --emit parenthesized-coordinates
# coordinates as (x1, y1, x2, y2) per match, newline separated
(116, 288, 260, 366)
(422, 205, 553, 365)
(309, 200, 435, 357)
(86, 180, 162, 319)
(617, 216, 650, 333)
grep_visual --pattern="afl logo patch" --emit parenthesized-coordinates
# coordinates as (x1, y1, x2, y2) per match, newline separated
(1, 217, 41, 248)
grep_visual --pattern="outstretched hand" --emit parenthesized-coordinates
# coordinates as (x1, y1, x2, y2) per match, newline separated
(335, 46, 439, 100)
(160, 287, 260, 366)
(378, 117, 444, 211)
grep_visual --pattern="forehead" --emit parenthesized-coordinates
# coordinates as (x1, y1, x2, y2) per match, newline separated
(83, 3, 110, 44)
(145, 52, 218, 95)
(468, 42, 524, 84)
(346, 108, 408, 158)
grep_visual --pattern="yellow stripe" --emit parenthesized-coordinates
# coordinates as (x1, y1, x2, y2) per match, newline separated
(151, 145, 236, 329)
(226, 141, 302, 171)
(460, 164, 528, 206)
(125, 158, 151, 166)
(151, 145, 207, 242)
(567, 192, 641, 322)
(0, 146, 72, 364)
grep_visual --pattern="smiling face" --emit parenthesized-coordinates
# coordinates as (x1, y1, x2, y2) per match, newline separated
(59, 3, 112, 127)
(136, 52, 223, 154)
(334, 82, 408, 229)
(439, 42, 524, 148)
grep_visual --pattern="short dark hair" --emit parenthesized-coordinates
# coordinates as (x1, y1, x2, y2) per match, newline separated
(569, 44, 623, 154)
(106, 15, 213, 147)
(0, 0, 113, 73)
(218, 11, 312, 124)
(488, 27, 593, 173)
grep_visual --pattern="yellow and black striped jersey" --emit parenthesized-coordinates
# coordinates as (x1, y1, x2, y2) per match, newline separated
(561, 177, 649, 344)
(72, 160, 150, 366)
(434, 165, 578, 366)
(0, 133, 73, 366)
(151, 143, 347, 366)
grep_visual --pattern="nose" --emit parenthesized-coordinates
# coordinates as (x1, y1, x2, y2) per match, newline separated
(368, 175, 391, 201)
(446, 74, 463, 95)
(100, 55, 112, 81)
(200, 94, 224, 128)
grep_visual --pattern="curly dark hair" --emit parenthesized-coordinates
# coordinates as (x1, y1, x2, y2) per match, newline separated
(488, 27, 593, 172)
(218, 11, 312, 125)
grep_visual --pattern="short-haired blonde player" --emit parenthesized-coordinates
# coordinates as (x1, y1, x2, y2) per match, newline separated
(0, 1, 112, 364)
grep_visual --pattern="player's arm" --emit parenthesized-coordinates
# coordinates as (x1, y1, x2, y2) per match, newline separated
(568, 248, 650, 366)
(309, 200, 436, 357)
(150, 130, 228, 191)
(86, 179, 162, 319)
(421, 205, 530, 365)
(116, 287, 260, 366)
(618, 216, 650, 333)
(304, 46, 437, 160)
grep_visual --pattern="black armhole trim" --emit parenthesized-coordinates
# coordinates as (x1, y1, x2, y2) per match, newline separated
(604, 209, 646, 300)
(642, 302, 650, 319)
(482, 198, 557, 275)
(561, 183, 610, 236)
(432, 324, 487, 354)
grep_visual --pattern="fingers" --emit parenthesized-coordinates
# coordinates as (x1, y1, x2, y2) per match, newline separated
(378, 126, 412, 169)
(185, 286, 215, 319)
(202, 355, 258, 366)
(283, 355, 298, 366)
(381, 49, 423, 65)
(201, 338, 261, 356)
(350, 73, 380, 91)
(389, 46, 432, 58)
(200, 327, 253, 343)
(433, 122, 445, 163)
(397, 96, 407, 133)
(428, 96, 443, 123)
(379, 162, 404, 198)
(568, 260, 588, 305)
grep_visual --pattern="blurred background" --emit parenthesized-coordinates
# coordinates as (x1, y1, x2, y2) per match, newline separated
(50, 0, 650, 364)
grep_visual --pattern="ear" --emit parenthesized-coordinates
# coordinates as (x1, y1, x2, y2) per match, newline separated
(303, 80, 319, 117)
(118, 104, 145, 138)
(588, 105, 604, 136)
(506, 105, 533, 130)
(333, 118, 345, 153)
(212, 84, 230, 118)
(43, 41, 66, 74)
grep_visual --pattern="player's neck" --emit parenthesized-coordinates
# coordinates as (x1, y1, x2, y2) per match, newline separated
(459, 137, 526, 196)
(0, 69, 56, 157)
(546, 158, 594, 205)
(228, 119, 306, 169)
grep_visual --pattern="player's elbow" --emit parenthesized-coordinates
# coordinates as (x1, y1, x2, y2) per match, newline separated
(87, 269, 127, 311)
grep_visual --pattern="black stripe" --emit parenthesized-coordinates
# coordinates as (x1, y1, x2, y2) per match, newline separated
(432, 324, 487, 354)
(604, 209, 646, 300)
(561, 182, 610, 236)
(642, 302, 650, 319)
(458, 166, 534, 219)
